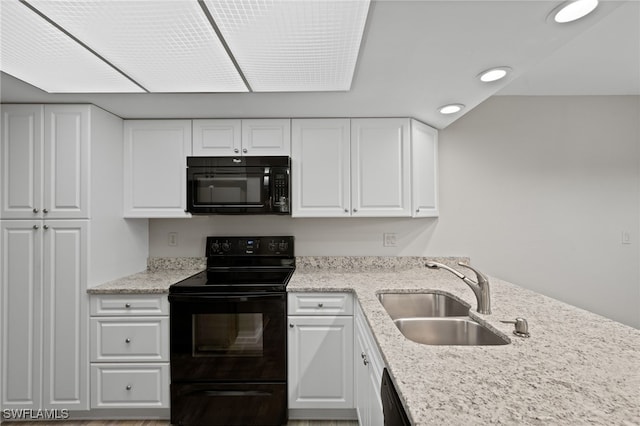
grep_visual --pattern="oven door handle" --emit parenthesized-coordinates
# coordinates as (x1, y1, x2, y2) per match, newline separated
(168, 293, 284, 303)
(201, 390, 273, 397)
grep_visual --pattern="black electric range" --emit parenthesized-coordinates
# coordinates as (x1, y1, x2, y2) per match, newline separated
(168, 236, 294, 426)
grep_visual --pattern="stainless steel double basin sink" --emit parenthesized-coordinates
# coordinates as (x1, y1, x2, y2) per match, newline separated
(377, 292, 509, 346)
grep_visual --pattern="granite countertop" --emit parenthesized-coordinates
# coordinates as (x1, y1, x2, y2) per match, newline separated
(289, 259, 640, 426)
(87, 256, 640, 425)
(86, 257, 205, 294)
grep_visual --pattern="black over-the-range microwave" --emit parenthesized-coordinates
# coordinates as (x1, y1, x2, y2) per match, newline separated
(186, 156, 291, 215)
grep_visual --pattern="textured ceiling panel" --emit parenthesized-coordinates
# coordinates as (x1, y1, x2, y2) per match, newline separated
(26, 0, 248, 92)
(0, 0, 144, 93)
(204, 0, 370, 91)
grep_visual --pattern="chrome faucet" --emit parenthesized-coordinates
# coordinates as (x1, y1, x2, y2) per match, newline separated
(425, 262, 491, 314)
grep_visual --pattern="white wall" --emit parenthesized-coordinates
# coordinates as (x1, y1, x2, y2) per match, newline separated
(149, 95, 640, 328)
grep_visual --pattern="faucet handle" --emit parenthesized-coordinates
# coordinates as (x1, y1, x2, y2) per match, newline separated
(457, 262, 489, 285)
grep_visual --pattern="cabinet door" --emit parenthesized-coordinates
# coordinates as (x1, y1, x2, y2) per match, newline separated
(288, 316, 354, 409)
(354, 322, 370, 426)
(192, 119, 241, 156)
(411, 120, 439, 217)
(41, 220, 88, 410)
(351, 119, 411, 217)
(291, 119, 351, 217)
(241, 119, 291, 156)
(123, 120, 192, 217)
(43, 105, 90, 219)
(0, 105, 44, 219)
(1, 221, 42, 409)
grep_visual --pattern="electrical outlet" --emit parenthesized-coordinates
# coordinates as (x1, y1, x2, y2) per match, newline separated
(383, 233, 397, 247)
(622, 231, 631, 245)
(168, 232, 178, 247)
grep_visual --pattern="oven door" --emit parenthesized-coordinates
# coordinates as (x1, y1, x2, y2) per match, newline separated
(169, 292, 286, 382)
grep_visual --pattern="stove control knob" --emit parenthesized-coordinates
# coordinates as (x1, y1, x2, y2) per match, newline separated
(211, 242, 220, 252)
(222, 242, 231, 252)
(268, 241, 277, 251)
(278, 241, 288, 251)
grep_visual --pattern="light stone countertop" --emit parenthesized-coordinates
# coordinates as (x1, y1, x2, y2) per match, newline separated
(289, 264, 640, 426)
(87, 256, 640, 425)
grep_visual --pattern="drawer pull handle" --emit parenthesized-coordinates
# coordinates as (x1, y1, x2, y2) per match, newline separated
(125, 303, 131, 308)
(125, 338, 131, 343)
(126, 385, 132, 390)
(317, 303, 323, 308)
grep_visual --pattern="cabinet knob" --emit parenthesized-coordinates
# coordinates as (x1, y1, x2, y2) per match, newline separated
(43, 225, 49, 230)
(126, 385, 132, 390)
(33, 225, 39, 230)
(344, 209, 348, 213)
(125, 303, 131, 308)
(416, 208, 420, 213)
(317, 303, 323, 308)
(234, 148, 239, 153)
(33, 208, 39, 213)
(125, 338, 131, 343)
(289, 323, 294, 328)
(353, 208, 358, 213)
(242, 148, 248, 154)
(43, 208, 49, 214)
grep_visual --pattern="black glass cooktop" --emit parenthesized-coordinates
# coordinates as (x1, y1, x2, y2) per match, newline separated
(169, 267, 295, 293)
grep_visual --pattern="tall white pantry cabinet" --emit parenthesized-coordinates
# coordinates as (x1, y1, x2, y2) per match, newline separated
(0, 104, 148, 413)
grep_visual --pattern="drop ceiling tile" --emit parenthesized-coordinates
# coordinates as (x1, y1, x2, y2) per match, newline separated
(204, 0, 370, 92)
(0, 0, 144, 93)
(25, 0, 248, 92)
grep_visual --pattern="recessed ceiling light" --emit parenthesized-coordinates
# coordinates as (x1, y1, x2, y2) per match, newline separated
(478, 66, 512, 83)
(439, 104, 465, 115)
(551, 0, 599, 23)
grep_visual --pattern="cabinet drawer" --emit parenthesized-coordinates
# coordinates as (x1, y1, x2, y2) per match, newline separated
(90, 294, 169, 316)
(91, 363, 169, 408)
(288, 293, 353, 316)
(91, 317, 169, 362)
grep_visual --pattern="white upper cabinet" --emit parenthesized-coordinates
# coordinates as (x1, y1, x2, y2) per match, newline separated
(123, 120, 192, 218)
(192, 119, 241, 156)
(192, 119, 291, 157)
(291, 119, 351, 217)
(1, 105, 90, 219)
(411, 120, 439, 217)
(292, 117, 438, 218)
(241, 119, 291, 156)
(351, 118, 411, 217)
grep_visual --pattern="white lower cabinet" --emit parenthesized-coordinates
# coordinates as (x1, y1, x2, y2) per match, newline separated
(91, 363, 169, 408)
(0, 220, 88, 411)
(355, 301, 385, 426)
(287, 293, 355, 415)
(89, 294, 169, 409)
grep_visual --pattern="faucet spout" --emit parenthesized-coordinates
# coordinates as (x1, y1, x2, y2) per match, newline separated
(425, 261, 492, 315)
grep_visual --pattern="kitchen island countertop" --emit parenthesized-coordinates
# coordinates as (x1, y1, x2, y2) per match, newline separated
(87, 257, 640, 425)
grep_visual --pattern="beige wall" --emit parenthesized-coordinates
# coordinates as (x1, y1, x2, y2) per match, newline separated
(149, 95, 640, 327)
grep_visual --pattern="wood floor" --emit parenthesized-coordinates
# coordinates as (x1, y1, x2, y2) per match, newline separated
(3, 421, 358, 426)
